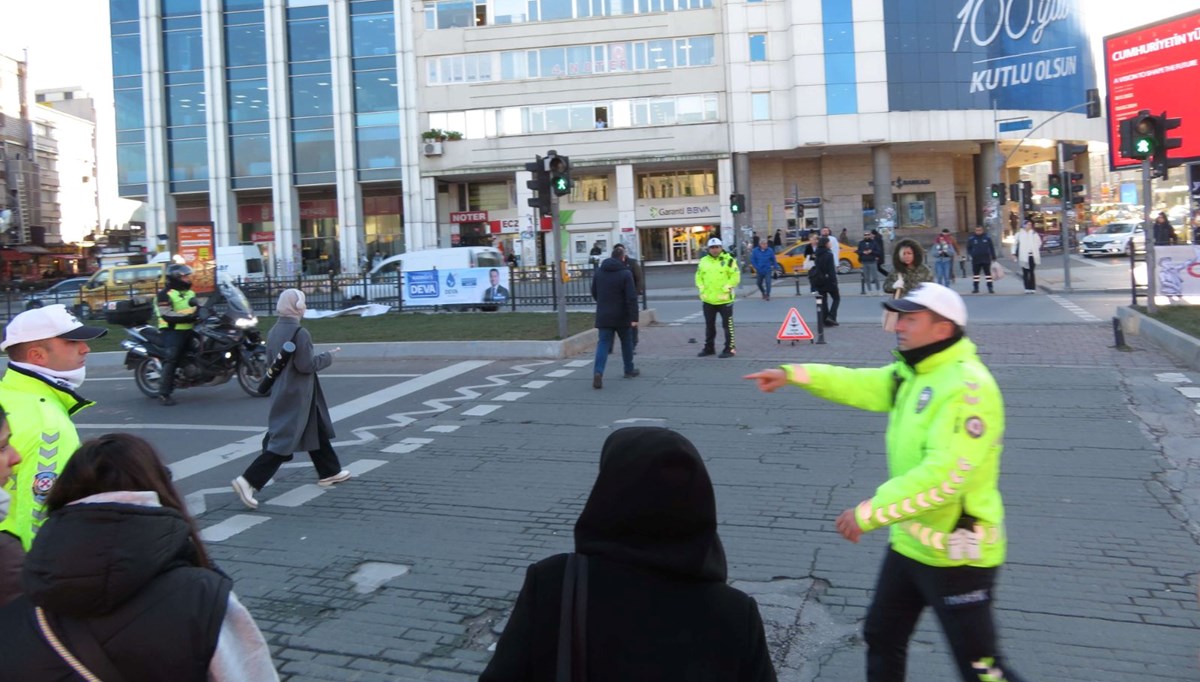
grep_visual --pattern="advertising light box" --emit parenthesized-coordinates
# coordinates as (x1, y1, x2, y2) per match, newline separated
(1104, 10, 1200, 170)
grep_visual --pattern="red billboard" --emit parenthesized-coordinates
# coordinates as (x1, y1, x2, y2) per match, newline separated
(1105, 10, 1200, 170)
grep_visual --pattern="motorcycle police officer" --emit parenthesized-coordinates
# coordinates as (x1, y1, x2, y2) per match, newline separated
(155, 263, 198, 406)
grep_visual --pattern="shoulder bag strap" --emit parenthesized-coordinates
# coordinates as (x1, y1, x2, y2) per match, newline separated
(571, 555, 588, 682)
(555, 553, 578, 682)
(35, 606, 131, 682)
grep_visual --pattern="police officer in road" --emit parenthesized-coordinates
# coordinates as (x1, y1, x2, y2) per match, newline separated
(746, 283, 1025, 682)
(695, 237, 740, 358)
(155, 263, 198, 406)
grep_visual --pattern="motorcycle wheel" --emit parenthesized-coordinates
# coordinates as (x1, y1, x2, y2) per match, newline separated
(237, 348, 269, 397)
(134, 357, 163, 398)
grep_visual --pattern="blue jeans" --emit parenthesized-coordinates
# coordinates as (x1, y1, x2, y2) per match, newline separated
(593, 327, 634, 376)
(935, 259, 953, 286)
(756, 271, 772, 297)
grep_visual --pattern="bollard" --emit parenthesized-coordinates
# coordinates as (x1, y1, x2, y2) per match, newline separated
(1112, 316, 1126, 348)
(812, 290, 826, 345)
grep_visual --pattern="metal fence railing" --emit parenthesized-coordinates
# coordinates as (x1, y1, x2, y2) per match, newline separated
(0, 260, 654, 325)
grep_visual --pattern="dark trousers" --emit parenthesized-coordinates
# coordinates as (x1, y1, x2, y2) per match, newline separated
(971, 261, 994, 292)
(1021, 256, 1036, 291)
(242, 414, 342, 490)
(864, 549, 1024, 682)
(701, 302, 734, 352)
(755, 271, 771, 297)
(158, 329, 190, 397)
(593, 327, 634, 376)
(819, 284, 840, 322)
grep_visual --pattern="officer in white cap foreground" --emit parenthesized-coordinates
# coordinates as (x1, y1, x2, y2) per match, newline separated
(745, 283, 1025, 682)
(694, 237, 740, 358)
(0, 305, 107, 600)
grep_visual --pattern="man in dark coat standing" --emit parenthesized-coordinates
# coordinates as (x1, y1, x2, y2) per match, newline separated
(589, 247, 639, 389)
(232, 289, 349, 509)
(480, 427, 777, 681)
(810, 236, 840, 326)
(966, 225, 998, 293)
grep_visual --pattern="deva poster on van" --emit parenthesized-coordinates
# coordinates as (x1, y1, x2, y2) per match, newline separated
(403, 267, 511, 306)
(177, 223, 216, 294)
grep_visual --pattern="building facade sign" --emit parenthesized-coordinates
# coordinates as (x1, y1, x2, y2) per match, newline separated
(884, 0, 1096, 112)
(450, 211, 488, 223)
(637, 204, 718, 222)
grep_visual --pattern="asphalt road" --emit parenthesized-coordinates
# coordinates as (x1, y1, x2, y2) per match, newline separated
(67, 300, 1200, 681)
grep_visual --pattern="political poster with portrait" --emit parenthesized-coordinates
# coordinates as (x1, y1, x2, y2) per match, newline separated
(1155, 245, 1200, 300)
(404, 267, 511, 306)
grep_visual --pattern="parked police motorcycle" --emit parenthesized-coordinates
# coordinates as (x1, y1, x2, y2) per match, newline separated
(121, 274, 269, 398)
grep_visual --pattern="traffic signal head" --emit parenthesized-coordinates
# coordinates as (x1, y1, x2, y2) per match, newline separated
(730, 193, 745, 214)
(1047, 173, 1062, 199)
(1021, 181, 1033, 211)
(547, 154, 571, 196)
(1154, 114, 1183, 175)
(989, 183, 1006, 202)
(525, 154, 550, 215)
(1132, 113, 1158, 159)
(1068, 172, 1085, 205)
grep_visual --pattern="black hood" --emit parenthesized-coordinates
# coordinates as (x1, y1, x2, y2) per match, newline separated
(22, 502, 198, 617)
(598, 257, 626, 273)
(574, 427, 727, 582)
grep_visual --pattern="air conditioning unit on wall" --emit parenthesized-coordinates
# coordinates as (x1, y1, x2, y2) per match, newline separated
(423, 142, 443, 156)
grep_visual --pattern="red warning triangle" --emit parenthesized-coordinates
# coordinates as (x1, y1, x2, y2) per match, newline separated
(776, 307, 814, 341)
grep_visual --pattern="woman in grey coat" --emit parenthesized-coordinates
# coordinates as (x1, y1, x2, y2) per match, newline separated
(231, 289, 349, 509)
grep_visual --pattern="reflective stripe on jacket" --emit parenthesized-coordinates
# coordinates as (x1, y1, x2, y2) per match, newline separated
(157, 287, 196, 330)
(785, 338, 1007, 568)
(0, 366, 92, 550)
(695, 252, 740, 305)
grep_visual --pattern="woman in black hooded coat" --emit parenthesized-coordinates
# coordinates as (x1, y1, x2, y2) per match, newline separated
(480, 427, 777, 681)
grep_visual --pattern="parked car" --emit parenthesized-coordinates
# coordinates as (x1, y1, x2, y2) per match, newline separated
(23, 277, 90, 313)
(1080, 221, 1144, 257)
(1039, 231, 1077, 253)
(754, 241, 861, 279)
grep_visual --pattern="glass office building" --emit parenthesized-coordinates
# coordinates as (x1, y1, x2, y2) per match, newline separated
(112, 0, 1103, 272)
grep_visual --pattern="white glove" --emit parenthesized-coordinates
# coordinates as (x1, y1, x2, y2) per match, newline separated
(893, 275, 905, 290)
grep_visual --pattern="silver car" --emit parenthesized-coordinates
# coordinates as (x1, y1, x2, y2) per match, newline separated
(1080, 222, 1144, 257)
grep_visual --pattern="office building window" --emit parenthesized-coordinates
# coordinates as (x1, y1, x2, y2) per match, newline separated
(570, 176, 610, 202)
(749, 33, 766, 62)
(637, 170, 715, 199)
(751, 92, 770, 120)
(468, 182, 510, 211)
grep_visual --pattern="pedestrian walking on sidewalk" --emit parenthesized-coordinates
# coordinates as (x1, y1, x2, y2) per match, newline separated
(0, 433, 279, 681)
(695, 238, 740, 358)
(745, 283, 1025, 682)
(613, 244, 643, 352)
(232, 289, 349, 509)
(1011, 220, 1042, 293)
(857, 233, 882, 292)
(810, 236, 840, 326)
(872, 229, 889, 278)
(750, 241, 777, 300)
(966, 226, 998, 293)
(591, 247, 639, 390)
(932, 230, 957, 287)
(480, 427, 777, 682)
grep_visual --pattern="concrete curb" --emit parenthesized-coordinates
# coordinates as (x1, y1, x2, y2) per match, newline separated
(1117, 306, 1200, 371)
(85, 308, 659, 369)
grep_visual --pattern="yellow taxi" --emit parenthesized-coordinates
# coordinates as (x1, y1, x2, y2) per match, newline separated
(754, 240, 861, 278)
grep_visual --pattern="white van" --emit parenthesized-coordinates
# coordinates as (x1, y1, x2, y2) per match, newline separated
(216, 245, 266, 281)
(341, 247, 505, 305)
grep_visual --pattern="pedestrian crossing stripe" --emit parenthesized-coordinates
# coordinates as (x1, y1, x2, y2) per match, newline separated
(776, 308, 814, 341)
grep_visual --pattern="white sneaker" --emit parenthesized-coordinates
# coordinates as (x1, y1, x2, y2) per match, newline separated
(318, 469, 352, 487)
(231, 476, 259, 510)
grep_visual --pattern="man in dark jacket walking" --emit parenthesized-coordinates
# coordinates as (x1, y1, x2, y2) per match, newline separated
(480, 427, 777, 681)
(857, 233, 881, 292)
(810, 236, 840, 326)
(966, 225, 998, 293)
(590, 248, 639, 389)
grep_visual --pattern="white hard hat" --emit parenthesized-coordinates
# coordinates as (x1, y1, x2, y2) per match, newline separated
(706, 237, 723, 248)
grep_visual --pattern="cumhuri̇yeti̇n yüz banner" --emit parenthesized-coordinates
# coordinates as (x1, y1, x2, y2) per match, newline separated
(404, 267, 512, 306)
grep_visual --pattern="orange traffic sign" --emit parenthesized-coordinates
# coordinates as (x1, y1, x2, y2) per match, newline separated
(776, 307, 813, 341)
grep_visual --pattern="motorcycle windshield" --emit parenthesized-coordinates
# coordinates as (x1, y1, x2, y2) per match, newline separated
(216, 273, 254, 314)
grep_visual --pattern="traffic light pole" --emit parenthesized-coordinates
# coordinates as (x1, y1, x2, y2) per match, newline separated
(550, 190, 568, 339)
(1056, 145, 1072, 292)
(1143, 158, 1157, 314)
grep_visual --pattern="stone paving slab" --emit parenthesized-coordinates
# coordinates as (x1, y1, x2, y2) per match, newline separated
(205, 322, 1200, 681)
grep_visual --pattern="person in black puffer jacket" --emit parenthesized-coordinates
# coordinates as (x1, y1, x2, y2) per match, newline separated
(0, 433, 278, 682)
(481, 427, 777, 681)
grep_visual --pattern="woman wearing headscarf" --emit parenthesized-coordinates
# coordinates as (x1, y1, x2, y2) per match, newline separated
(0, 433, 278, 680)
(231, 289, 349, 509)
(481, 427, 777, 681)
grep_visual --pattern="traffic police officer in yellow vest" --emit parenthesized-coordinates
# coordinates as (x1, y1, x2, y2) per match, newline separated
(0, 305, 106, 562)
(155, 263, 199, 406)
(695, 237, 740, 358)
